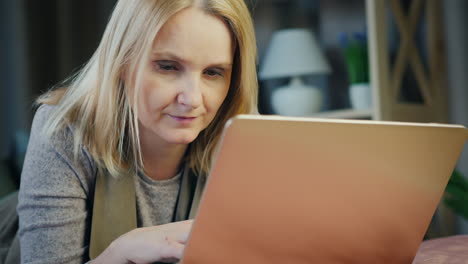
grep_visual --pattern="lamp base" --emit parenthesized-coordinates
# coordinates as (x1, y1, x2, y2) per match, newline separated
(349, 82, 372, 110)
(271, 77, 323, 116)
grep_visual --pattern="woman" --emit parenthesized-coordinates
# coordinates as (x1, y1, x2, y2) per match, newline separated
(17, 0, 258, 263)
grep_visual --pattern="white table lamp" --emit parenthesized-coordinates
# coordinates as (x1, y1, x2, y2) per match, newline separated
(259, 29, 331, 116)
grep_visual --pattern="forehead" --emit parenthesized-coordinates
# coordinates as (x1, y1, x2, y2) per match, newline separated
(151, 7, 234, 64)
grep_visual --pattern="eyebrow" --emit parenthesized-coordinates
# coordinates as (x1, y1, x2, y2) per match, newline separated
(152, 51, 233, 69)
(152, 51, 186, 63)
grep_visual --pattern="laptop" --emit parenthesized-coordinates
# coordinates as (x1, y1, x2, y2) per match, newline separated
(180, 115, 468, 264)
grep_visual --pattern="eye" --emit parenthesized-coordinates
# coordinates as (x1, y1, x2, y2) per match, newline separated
(155, 60, 179, 72)
(204, 68, 224, 77)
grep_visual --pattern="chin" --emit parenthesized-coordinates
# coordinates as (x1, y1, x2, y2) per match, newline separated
(166, 133, 199, 145)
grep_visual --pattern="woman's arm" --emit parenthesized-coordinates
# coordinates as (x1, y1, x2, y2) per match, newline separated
(18, 106, 193, 263)
(18, 106, 96, 264)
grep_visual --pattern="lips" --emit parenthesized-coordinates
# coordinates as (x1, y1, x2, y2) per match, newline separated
(168, 114, 197, 124)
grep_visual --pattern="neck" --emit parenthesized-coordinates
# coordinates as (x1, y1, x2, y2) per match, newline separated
(142, 145, 187, 181)
(139, 133, 188, 181)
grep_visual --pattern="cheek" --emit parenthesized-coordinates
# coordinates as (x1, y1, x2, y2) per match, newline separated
(207, 81, 231, 111)
(205, 94, 225, 117)
(216, 86, 231, 111)
(134, 81, 151, 116)
(139, 81, 154, 105)
(137, 78, 167, 112)
(134, 82, 164, 127)
(126, 71, 152, 110)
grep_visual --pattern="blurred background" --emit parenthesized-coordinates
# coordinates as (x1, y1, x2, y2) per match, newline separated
(1, 0, 468, 236)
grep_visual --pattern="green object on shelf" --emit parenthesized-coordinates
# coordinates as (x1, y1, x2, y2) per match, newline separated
(339, 32, 370, 84)
(444, 170, 468, 221)
(345, 43, 369, 83)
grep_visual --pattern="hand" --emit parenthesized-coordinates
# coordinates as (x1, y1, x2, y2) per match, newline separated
(93, 220, 193, 264)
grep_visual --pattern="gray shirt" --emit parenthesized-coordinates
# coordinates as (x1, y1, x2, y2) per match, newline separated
(17, 105, 182, 264)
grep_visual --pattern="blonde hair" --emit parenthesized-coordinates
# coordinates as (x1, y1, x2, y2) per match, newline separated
(38, 0, 258, 177)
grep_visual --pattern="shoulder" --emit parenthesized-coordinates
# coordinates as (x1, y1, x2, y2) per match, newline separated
(30, 104, 82, 166)
(31, 104, 74, 153)
(32, 103, 56, 128)
(25, 104, 97, 195)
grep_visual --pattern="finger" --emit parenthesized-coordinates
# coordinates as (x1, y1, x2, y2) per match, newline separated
(160, 240, 185, 260)
(176, 231, 191, 244)
(174, 222, 194, 243)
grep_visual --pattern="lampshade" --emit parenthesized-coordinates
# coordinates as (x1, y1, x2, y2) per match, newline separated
(259, 28, 331, 80)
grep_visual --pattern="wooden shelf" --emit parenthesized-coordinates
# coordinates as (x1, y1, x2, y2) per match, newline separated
(310, 108, 373, 119)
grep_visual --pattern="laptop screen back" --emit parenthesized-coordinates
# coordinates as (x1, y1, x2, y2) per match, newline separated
(181, 116, 468, 264)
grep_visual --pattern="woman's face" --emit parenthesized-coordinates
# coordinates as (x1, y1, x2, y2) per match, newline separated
(133, 7, 234, 147)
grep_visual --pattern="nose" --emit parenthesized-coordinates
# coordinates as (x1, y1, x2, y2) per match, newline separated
(177, 74, 203, 109)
